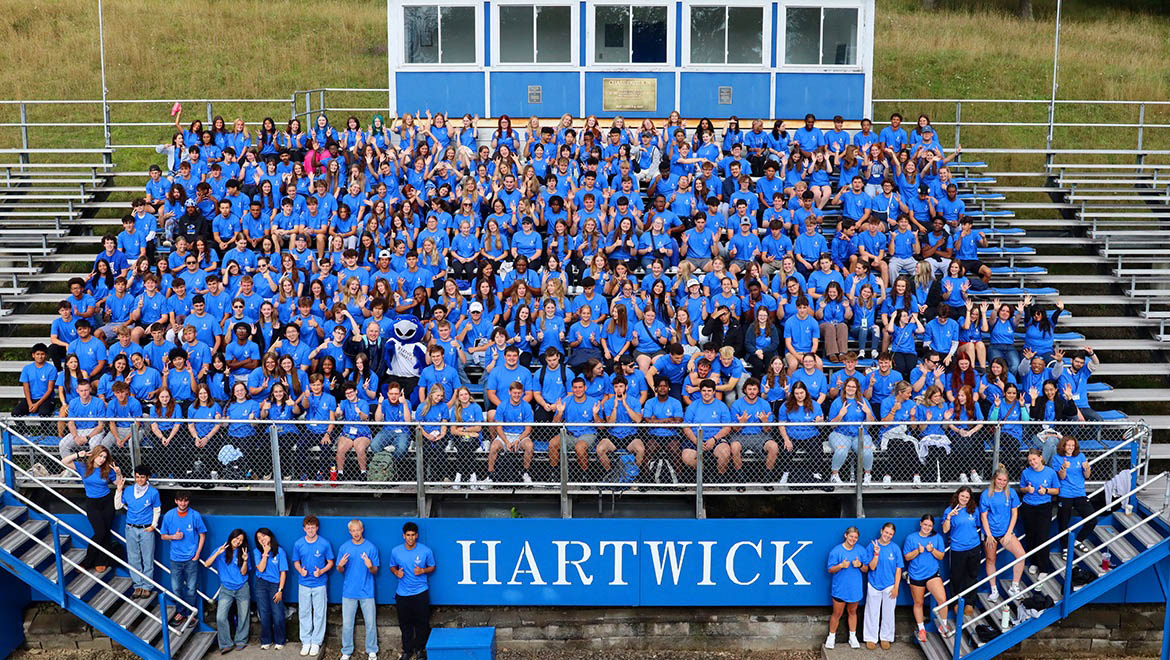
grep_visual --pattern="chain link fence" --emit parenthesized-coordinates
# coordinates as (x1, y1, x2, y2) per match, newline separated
(0, 417, 1147, 519)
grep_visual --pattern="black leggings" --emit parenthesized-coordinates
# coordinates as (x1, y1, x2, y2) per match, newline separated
(396, 590, 432, 655)
(948, 546, 982, 605)
(1057, 496, 1097, 548)
(893, 351, 917, 381)
(82, 493, 117, 569)
(1019, 502, 1054, 573)
(450, 258, 477, 281)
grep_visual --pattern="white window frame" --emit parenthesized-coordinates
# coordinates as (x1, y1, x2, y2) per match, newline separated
(491, 0, 579, 68)
(394, 0, 484, 69)
(681, 0, 771, 69)
(780, 0, 865, 71)
(585, 1, 675, 70)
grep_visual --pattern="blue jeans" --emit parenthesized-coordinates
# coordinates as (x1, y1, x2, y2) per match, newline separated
(829, 431, 874, 473)
(253, 578, 286, 646)
(988, 344, 1021, 372)
(849, 325, 880, 355)
(372, 427, 411, 456)
(124, 525, 155, 590)
(215, 584, 250, 649)
(341, 597, 378, 655)
(298, 584, 328, 646)
(169, 559, 198, 617)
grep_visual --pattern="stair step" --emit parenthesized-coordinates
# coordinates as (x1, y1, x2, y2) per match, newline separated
(66, 567, 110, 599)
(1111, 510, 1165, 550)
(19, 534, 69, 571)
(110, 591, 160, 629)
(87, 576, 133, 615)
(156, 619, 196, 653)
(1094, 525, 1141, 562)
(175, 631, 218, 660)
(0, 519, 48, 554)
(132, 604, 166, 645)
(41, 547, 84, 582)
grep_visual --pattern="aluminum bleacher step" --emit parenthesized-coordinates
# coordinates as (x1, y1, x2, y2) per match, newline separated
(1089, 388, 1170, 402)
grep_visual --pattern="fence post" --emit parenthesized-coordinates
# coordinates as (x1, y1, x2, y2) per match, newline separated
(18, 103, 28, 166)
(289, 95, 297, 121)
(269, 425, 284, 516)
(953, 101, 962, 155)
(319, 91, 326, 115)
(205, 102, 214, 125)
(128, 422, 141, 473)
(695, 429, 705, 520)
(855, 427, 864, 518)
(559, 427, 570, 518)
(1, 426, 13, 492)
(990, 425, 1002, 478)
(304, 92, 311, 118)
(415, 430, 426, 518)
(1137, 103, 1146, 167)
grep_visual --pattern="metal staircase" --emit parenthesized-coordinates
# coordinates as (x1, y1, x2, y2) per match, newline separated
(0, 438, 216, 659)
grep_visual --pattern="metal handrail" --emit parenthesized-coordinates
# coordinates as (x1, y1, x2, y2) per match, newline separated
(4, 428, 218, 600)
(933, 470, 1167, 618)
(0, 480, 187, 637)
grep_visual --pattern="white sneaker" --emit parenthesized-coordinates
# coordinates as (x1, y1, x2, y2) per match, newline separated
(1038, 572, 1049, 581)
(959, 472, 969, 484)
(1008, 583, 1021, 597)
(261, 644, 272, 650)
(368, 653, 378, 660)
(275, 645, 284, 651)
(863, 473, 872, 485)
(970, 469, 982, 483)
(453, 472, 463, 490)
(848, 634, 861, 649)
(479, 476, 493, 489)
(1028, 565, 1038, 576)
(779, 472, 789, 484)
(912, 475, 922, 487)
(340, 655, 351, 660)
(522, 471, 533, 484)
(309, 645, 320, 656)
(882, 474, 892, 488)
(988, 589, 1000, 602)
(812, 472, 823, 481)
(830, 473, 843, 484)
(469, 472, 478, 489)
(301, 644, 310, 656)
(824, 634, 836, 650)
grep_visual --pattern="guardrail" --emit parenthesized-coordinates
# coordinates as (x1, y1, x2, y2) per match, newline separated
(2, 417, 1147, 519)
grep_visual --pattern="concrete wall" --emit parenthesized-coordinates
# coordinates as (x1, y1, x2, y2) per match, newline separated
(18, 603, 1167, 656)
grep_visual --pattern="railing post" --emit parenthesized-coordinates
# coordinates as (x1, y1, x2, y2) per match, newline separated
(52, 520, 65, 607)
(415, 427, 426, 518)
(1137, 103, 1146, 168)
(319, 91, 325, 115)
(855, 426, 865, 518)
(304, 92, 311, 118)
(205, 101, 213, 125)
(1, 426, 14, 492)
(990, 426, 1002, 479)
(269, 425, 284, 516)
(953, 101, 962, 155)
(18, 103, 28, 166)
(695, 429, 705, 520)
(1061, 541, 1075, 617)
(128, 422, 141, 473)
(951, 596, 965, 660)
(289, 94, 297, 121)
(101, 101, 111, 163)
(559, 427, 569, 518)
(158, 590, 172, 658)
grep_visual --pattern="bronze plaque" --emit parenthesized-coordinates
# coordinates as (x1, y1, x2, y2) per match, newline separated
(602, 78, 657, 112)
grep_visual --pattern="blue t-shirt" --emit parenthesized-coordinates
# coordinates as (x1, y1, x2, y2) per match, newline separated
(1020, 465, 1060, 506)
(826, 543, 867, 602)
(160, 508, 208, 561)
(212, 551, 249, 591)
(292, 536, 335, 589)
(390, 542, 436, 596)
(1051, 452, 1088, 498)
(866, 538, 905, 591)
(903, 531, 945, 581)
(121, 484, 161, 526)
(338, 538, 380, 600)
(784, 315, 819, 353)
(943, 505, 981, 552)
(252, 546, 289, 584)
(20, 362, 56, 401)
(75, 461, 115, 498)
(978, 488, 1020, 538)
(683, 399, 732, 441)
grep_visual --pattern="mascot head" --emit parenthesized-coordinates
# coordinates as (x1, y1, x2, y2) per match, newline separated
(390, 315, 425, 344)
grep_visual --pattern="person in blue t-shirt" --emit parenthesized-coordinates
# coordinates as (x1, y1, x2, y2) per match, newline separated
(1019, 449, 1060, 577)
(681, 379, 732, 474)
(62, 446, 120, 572)
(16, 343, 57, 417)
(115, 463, 162, 597)
(292, 515, 334, 656)
(158, 491, 207, 624)
(942, 487, 981, 620)
(863, 522, 904, 649)
(389, 521, 436, 659)
(979, 466, 1026, 601)
(1051, 435, 1096, 555)
(903, 514, 950, 642)
(252, 528, 289, 648)
(337, 519, 380, 658)
(201, 529, 251, 652)
(825, 526, 868, 650)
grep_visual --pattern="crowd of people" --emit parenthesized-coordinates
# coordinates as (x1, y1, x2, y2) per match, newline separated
(825, 436, 1097, 650)
(14, 107, 1110, 486)
(63, 449, 431, 659)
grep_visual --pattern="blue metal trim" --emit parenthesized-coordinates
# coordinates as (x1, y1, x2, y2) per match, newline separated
(1, 429, 13, 493)
(579, 1, 586, 66)
(770, 2, 778, 68)
(674, 2, 683, 67)
(484, 1, 492, 66)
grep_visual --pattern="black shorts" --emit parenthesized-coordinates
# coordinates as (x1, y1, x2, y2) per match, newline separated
(961, 259, 984, 274)
(993, 534, 1007, 545)
(832, 596, 860, 605)
(910, 573, 940, 588)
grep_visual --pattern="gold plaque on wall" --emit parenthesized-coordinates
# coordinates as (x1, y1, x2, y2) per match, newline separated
(602, 78, 657, 112)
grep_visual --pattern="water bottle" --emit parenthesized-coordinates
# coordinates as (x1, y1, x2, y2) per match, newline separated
(1000, 606, 1011, 630)
(1101, 549, 1112, 572)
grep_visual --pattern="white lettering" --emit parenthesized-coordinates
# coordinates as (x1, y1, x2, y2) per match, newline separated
(457, 540, 501, 585)
(507, 541, 547, 585)
(644, 541, 690, 585)
(553, 540, 594, 586)
(600, 541, 638, 586)
(726, 540, 763, 586)
(769, 540, 813, 586)
(698, 541, 717, 586)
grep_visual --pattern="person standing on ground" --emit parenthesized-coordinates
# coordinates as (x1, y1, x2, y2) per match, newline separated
(202, 529, 250, 653)
(293, 514, 335, 657)
(389, 521, 436, 660)
(115, 463, 161, 598)
(863, 522, 903, 650)
(159, 491, 207, 624)
(825, 526, 868, 650)
(253, 528, 289, 650)
(63, 446, 120, 574)
(337, 519, 380, 660)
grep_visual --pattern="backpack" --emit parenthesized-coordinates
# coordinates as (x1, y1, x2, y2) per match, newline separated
(1022, 592, 1055, 611)
(1071, 565, 1095, 589)
(973, 623, 1000, 645)
(539, 363, 569, 389)
(368, 451, 395, 484)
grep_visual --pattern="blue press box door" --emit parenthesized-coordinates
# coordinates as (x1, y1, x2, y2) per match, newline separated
(426, 626, 497, 660)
